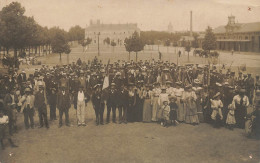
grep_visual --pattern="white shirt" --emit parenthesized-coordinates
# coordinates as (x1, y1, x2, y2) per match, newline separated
(232, 95, 249, 107)
(0, 116, 9, 124)
(78, 91, 85, 102)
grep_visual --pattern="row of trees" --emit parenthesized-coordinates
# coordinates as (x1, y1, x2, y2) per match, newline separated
(0, 2, 88, 62)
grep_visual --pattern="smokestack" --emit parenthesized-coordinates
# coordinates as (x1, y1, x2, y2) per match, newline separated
(190, 11, 193, 37)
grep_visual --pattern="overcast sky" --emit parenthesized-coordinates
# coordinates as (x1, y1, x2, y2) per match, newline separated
(1, 0, 260, 31)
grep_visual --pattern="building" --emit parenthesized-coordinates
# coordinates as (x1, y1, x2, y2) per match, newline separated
(213, 16, 260, 52)
(85, 20, 140, 46)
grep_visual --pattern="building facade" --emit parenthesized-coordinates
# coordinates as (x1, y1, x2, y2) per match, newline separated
(85, 20, 140, 46)
(213, 16, 260, 53)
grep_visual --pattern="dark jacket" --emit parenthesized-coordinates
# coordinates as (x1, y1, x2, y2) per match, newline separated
(57, 90, 71, 110)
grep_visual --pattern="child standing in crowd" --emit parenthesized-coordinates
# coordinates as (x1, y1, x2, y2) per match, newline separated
(210, 92, 223, 128)
(158, 100, 171, 127)
(169, 96, 178, 126)
(226, 104, 236, 130)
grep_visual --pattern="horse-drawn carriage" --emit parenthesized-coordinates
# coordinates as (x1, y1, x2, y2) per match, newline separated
(193, 49, 220, 58)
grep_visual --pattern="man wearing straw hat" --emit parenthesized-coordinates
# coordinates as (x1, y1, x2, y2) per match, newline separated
(19, 88, 35, 129)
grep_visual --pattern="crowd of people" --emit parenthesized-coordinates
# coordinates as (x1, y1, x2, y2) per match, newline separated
(0, 56, 260, 149)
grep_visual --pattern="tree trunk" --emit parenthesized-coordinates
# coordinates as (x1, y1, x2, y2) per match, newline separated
(128, 52, 130, 61)
(188, 52, 190, 62)
(59, 53, 61, 61)
(38, 46, 40, 56)
(136, 52, 138, 62)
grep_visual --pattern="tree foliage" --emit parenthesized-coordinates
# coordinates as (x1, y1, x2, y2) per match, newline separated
(68, 25, 85, 41)
(124, 31, 145, 61)
(202, 26, 217, 52)
(50, 27, 71, 60)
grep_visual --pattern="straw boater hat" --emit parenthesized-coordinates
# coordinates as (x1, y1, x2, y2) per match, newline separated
(166, 81, 172, 84)
(25, 88, 31, 92)
(213, 92, 221, 99)
(94, 84, 101, 89)
(161, 86, 167, 90)
(194, 79, 200, 84)
(239, 89, 246, 93)
(176, 81, 182, 86)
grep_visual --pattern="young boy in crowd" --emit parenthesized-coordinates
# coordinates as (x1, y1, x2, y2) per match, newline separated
(0, 108, 18, 150)
(210, 92, 223, 128)
(169, 96, 178, 126)
(159, 100, 171, 127)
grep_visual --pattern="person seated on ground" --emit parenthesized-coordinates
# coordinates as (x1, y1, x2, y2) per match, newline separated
(210, 92, 223, 128)
(0, 108, 18, 150)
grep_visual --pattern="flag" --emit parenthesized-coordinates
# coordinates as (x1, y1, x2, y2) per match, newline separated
(102, 76, 109, 90)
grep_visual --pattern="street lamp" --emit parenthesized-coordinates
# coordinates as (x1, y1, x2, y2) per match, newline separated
(97, 32, 100, 56)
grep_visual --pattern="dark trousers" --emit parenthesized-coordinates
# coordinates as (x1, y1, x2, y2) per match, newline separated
(93, 103, 105, 124)
(50, 104, 56, 120)
(38, 106, 48, 127)
(118, 105, 128, 123)
(59, 108, 69, 125)
(107, 105, 116, 122)
(23, 107, 34, 129)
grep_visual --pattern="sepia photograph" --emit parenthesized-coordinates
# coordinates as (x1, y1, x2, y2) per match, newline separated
(0, 0, 260, 162)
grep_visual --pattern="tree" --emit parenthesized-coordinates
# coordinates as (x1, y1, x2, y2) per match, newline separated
(0, 2, 36, 60)
(124, 37, 132, 61)
(110, 40, 116, 52)
(104, 37, 110, 46)
(68, 25, 85, 42)
(79, 38, 92, 52)
(202, 26, 217, 52)
(130, 31, 145, 62)
(50, 27, 71, 61)
(185, 42, 191, 62)
(192, 33, 199, 50)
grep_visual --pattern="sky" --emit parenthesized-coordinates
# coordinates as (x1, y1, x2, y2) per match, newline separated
(0, 0, 260, 32)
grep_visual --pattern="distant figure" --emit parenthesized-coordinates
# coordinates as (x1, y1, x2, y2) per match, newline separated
(231, 49, 234, 55)
(178, 50, 181, 57)
(159, 51, 162, 60)
(77, 58, 82, 66)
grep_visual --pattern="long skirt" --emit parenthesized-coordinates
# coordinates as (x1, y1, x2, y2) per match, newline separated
(143, 99, 152, 122)
(136, 97, 144, 122)
(235, 105, 246, 129)
(196, 98, 204, 122)
(185, 100, 199, 124)
(176, 97, 185, 122)
(152, 97, 159, 121)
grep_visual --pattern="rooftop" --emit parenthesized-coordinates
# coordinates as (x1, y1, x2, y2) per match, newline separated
(213, 22, 260, 34)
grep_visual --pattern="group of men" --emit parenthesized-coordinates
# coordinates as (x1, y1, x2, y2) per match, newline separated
(0, 57, 259, 149)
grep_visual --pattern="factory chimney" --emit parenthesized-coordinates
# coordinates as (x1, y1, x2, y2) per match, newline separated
(190, 11, 193, 37)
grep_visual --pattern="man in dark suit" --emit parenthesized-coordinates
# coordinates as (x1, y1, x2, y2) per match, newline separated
(106, 83, 118, 123)
(57, 86, 71, 127)
(92, 84, 105, 125)
(117, 85, 129, 124)
(34, 85, 49, 129)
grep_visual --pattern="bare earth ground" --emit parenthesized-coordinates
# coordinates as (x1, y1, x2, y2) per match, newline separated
(0, 102, 260, 163)
(0, 45, 260, 163)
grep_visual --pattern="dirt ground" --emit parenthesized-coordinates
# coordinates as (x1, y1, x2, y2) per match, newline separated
(0, 101, 259, 163)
